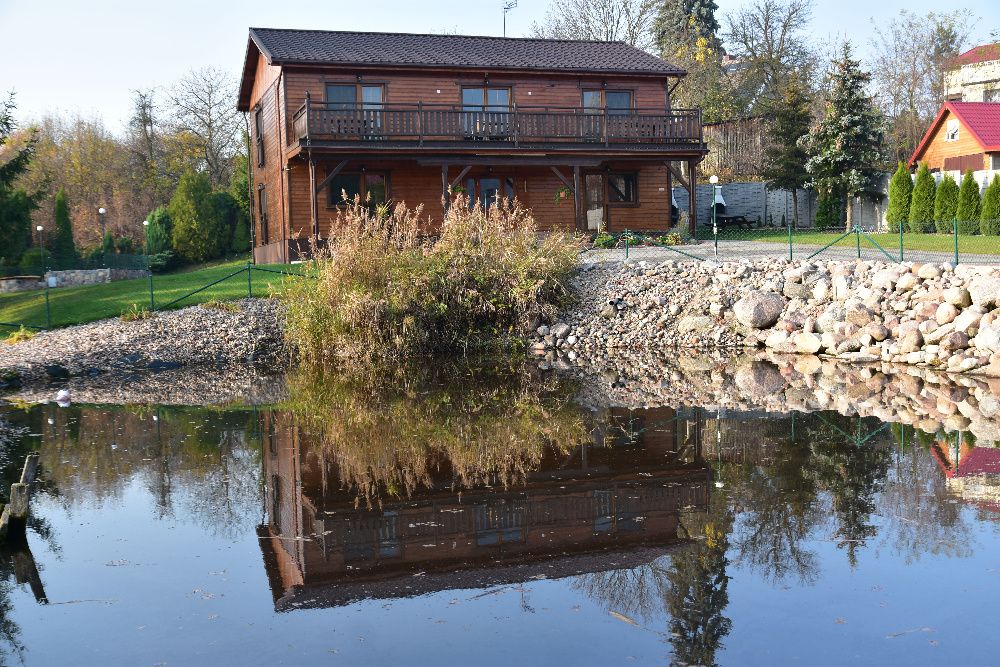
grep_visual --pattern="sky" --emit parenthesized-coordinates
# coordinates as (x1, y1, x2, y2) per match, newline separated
(1, 0, 997, 132)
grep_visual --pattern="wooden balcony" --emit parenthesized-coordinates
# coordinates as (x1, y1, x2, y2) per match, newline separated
(291, 101, 703, 151)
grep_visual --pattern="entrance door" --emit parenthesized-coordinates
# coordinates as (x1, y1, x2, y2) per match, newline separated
(585, 174, 606, 231)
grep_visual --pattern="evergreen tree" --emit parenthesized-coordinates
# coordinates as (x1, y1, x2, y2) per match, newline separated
(933, 173, 959, 233)
(761, 75, 813, 227)
(801, 43, 886, 230)
(907, 163, 935, 233)
(169, 169, 218, 262)
(144, 206, 172, 254)
(981, 174, 1000, 236)
(205, 191, 242, 257)
(814, 188, 844, 229)
(0, 93, 40, 266)
(956, 170, 981, 234)
(229, 144, 251, 225)
(101, 231, 115, 255)
(654, 0, 721, 47)
(51, 188, 77, 266)
(885, 162, 912, 233)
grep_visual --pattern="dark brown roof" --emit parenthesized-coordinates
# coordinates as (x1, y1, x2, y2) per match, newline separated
(238, 28, 684, 110)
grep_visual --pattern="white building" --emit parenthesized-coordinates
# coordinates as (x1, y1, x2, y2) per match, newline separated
(945, 43, 1000, 103)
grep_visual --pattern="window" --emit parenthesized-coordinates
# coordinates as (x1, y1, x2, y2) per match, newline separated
(461, 87, 511, 138)
(582, 89, 602, 112)
(992, 153, 1000, 170)
(254, 107, 265, 167)
(461, 86, 511, 111)
(608, 173, 638, 204)
(464, 176, 515, 208)
(945, 119, 960, 142)
(327, 171, 389, 207)
(257, 186, 268, 244)
(325, 84, 356, 108)
(580, 89, 633, 115)
(985, 89, 1000, 103)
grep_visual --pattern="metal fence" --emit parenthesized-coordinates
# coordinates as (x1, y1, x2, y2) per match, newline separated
(584, 219, 1000, 266)
(0, 262, 310, 332)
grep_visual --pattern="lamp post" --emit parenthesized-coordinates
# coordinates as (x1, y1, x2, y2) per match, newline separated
(98, 207, 107, 266)
(709, 175, 720, 258)
(143, 219, 154, 309)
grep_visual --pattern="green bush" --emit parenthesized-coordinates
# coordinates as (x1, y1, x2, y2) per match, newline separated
(982, 174, 1000, 236)
(815, 189, 843, 229)
(886, 162, 912, 232)
(144, 206, 172, 254)
(232, 216, 251, 254)
(956, 170, 982, 234)
(169, 170, 223, 262)
(146, 251, 178, 273)
(114, 236, 133, 254)
(51, 188, 77, 264)
(593, 232, 616, 249)
(934, 173, 959, 233)
(18, 247, 50, 271)
(283, 196, 580, 367)
(907, 163, 935, 233)
(206, 191, 243, 256)
(101, 231, 115, 254)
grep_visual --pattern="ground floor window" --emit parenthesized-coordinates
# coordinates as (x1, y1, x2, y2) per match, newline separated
(463, 176, 515, 208)
(327, 171, 389, 207)
(257, 186, 268, 244)
(608, 173, 638, 205)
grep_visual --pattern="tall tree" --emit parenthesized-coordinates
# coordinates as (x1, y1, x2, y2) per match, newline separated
(980, 174, 1000, 236)
(167, 67, 242, 188)
(531, 0, 658, 49)
(933, 172, 959, 233)
(0, 93, 40, 266)
(761, 74, 813, 226)
(907, 163, 935, 233)
(723, 0, 816, 112)
(871, 11, 973, 162)
(801, 43, 886, 229)
(168, 169, 220, 261)
(51, 188, 77, 265)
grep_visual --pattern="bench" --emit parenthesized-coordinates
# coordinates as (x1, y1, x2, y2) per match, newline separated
(703, 214, 756, 230)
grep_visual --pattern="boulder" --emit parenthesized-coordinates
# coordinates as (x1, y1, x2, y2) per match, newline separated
(973, 325, 1000, 354)
(733, 291, 786, 330)
(969, 276, 1000, 309)
(940, 331, 970, 352)
(899, 329, 924, 354)
(550, 322, 571, 339)
(677, 315, 714, 334)
(794, 332, 823, 354)
(935, 302, 959, 325)
(896, 274, 919, 291)
(953, 309, 983, 335)
(735, 361, 786, 397)
(943, 287, 972, 308)
(917, 264, 942, 280)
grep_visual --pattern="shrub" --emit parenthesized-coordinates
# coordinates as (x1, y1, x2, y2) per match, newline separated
(145, 206, 172, 254)
(886, 162, 912, 232)
(18, 247, 49, 271)
(101, 231, 115, 255)
(815, 189, 843, 229)
(169, 170, 222, 262)
(934, 173, 959, 233)
(232, 216, 251, 254)
(114, 236, 133, 254)
(146, 251, 178, 273)
(980, 174, 1000, 236)
(51, 188, 77, 265)
(593, 232, 616, 249)
(956, 170, 982, 234)
(283, 196, 580, 367)
(907, 163, 935, 233)
(206, 191, 243, 256)
(4, 326, 35, 345)
(120, 303, 153, 322)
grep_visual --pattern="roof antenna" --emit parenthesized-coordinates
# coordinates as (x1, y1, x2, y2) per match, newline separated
(503, 1, 517, 37)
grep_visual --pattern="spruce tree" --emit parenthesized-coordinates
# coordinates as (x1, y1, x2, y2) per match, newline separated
(51, 188, 77, 266)
(933, 173, 959, 233)
(145, 206, 172, 254)
(169, 169, 216, 262)
(801, 43, 886, 230)
(885, 162, 912, 233)
(956, 170, 982, 235)
(762, 75, 813, 227)
(981, 174, 1000, 236)
(907, 163, 935, 233)
(0, 93, 40, 266)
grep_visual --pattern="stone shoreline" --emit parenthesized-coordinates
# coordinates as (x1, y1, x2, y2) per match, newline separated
(0, 298, 287, 387)
(531, 257, 1000, 378)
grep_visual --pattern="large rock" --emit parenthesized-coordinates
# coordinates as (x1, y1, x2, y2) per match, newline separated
(550, 322, 572, 339)
(943, 287, 972, 308)
(899, 329, 924, 354)
(794, 332, 822, 354)
(677, 315, 714, 334)
(733, 291, 786, 330)
(969, 276, 1000, 309)
(974, 325, 1000, 354)
(735, 361, 786, 397)
(936, 302, 959, 325)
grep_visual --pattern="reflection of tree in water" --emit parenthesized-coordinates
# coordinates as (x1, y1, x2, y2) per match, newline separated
(0, 576, 24, 667)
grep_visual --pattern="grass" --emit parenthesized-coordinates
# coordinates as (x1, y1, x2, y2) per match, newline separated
(697, 227, 1000, 255)
(0, 259, 296, 330)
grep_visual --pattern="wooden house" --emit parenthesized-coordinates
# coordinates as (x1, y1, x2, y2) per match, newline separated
(236, 28, 709, 262)
(909, 101, 1000, 175)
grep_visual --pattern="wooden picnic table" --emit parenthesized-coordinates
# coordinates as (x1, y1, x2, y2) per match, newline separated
(703, 214, 756, 230)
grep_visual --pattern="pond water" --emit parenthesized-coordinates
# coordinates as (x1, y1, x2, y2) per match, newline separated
(0, 364, 998, 665)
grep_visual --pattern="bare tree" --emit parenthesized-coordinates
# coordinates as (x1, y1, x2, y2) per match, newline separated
(531, 0, 658, 50)
(724, 0, 816, 111)
(871, 10, 973, 163)
(166, 67, 241, 188)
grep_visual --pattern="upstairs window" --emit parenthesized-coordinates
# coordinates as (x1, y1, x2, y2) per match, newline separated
(461, 86, 511, 112)
(945, 119, 960, 142)
(581, 89, 633, 115)
(324, 83, 384, 109)
(254, 107, 265, 167)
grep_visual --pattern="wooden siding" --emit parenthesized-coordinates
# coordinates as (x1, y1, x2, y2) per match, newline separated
(914, 108, 989, 171)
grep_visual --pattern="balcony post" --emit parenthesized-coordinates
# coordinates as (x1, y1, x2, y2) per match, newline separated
(602, 107, 609, 148)
(304, 91, 311, 143)
(687, 158, 698, 238)
(418, 101, 424, 147)
(308, 150, 319, 239)
(512, 102, 519, 148)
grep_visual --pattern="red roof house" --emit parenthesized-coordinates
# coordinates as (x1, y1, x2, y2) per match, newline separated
(909, 101, 1000, 172)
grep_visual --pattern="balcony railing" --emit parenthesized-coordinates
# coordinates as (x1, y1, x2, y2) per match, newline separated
(291, 101, 703, 148)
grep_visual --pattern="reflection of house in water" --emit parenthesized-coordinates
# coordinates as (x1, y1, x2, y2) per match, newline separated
(258, 407, 710, 611)
(932, 436, 1000, 513)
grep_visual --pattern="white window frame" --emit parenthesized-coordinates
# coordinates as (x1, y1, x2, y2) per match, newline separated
(945, 119, 960, 142)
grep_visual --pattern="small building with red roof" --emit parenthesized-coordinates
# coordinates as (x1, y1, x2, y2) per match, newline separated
(945, 42, 1000, 103)
(908, 101, 1000, 174)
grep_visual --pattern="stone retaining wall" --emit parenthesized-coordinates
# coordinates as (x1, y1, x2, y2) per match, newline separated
(0, 277, 45, 294)
(45, 268, 149, 288)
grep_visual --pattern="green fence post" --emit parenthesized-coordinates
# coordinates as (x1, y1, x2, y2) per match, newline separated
(247, 262, 253, 298)
(148, 257, 155, 310)
(787, 219, 793, 260)
(624, 230, 629, 260)
(898, 223, 904, 262)
(855, 225, 861, 259)
(953, 218, 959, 265)
(43, 269, 51, 330)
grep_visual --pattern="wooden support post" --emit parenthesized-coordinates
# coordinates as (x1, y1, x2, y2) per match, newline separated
(666, 163, 674, 228)
(308, 153, 318, 239)
(687, 159, 698, 238)
(573, 166, 584, 232)
(314, 160, 349, 195)
(450, 166, 472, 190)
(20, 453, 38, 485)
(441, 164, 450, 214)
(0, 453, 39, 540)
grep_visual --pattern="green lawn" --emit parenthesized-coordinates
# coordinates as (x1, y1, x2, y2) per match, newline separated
(0, 260, 303, 330)
(697, 228, 1000, 255)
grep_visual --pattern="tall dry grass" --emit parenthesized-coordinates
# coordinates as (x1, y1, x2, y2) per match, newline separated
(283, 196, 580, 367)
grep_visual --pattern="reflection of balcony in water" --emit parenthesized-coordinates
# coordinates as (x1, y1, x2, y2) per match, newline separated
(257, 406, 711, 611)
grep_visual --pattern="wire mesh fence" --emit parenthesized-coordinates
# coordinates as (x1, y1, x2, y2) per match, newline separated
(583, 219, 1000, 266)
(0, 261, 310, 332)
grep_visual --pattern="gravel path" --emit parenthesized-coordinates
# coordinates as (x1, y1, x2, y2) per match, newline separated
(0, 298, 287, 385)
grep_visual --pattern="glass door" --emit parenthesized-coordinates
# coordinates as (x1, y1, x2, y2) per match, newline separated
(361, 85, 383, 138)
(585, 174, 606, 232)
